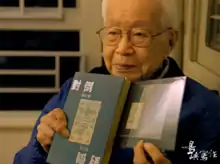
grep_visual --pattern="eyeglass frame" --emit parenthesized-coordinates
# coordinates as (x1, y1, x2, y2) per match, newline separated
(96, 27, 172, 48)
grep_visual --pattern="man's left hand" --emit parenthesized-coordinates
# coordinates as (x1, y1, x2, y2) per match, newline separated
(133, 140, 171, 164)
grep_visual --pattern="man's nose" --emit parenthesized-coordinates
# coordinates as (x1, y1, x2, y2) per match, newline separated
(115, 36, 134, 55)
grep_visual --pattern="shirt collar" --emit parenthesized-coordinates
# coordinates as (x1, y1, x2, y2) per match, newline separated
(141, 58, 170, 81)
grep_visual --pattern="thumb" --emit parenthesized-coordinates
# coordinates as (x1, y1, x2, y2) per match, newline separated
(133, 140, 148, 164)
(59, 128, 70, 138)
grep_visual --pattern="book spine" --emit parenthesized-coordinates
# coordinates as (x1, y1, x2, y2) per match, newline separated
(102, 80, 131, 163)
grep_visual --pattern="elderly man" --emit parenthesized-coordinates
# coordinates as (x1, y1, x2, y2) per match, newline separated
(14, 0, 220, 163)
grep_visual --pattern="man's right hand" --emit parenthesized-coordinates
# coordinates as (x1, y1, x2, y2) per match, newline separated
(36, 108, 70, 152)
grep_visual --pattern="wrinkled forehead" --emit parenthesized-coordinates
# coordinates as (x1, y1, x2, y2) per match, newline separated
(105, 0, 163, 30)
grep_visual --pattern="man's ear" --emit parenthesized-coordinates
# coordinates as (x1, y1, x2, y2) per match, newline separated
(169, 29, 178, 50)
(169, 40, 173, 47)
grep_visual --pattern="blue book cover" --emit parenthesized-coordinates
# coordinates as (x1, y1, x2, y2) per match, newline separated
(46, 72, 130, 164)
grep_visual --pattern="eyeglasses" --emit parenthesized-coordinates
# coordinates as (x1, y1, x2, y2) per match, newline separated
(96, 27, 172, 48)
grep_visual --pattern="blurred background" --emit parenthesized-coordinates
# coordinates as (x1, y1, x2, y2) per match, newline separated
(0, 0, 219, 163)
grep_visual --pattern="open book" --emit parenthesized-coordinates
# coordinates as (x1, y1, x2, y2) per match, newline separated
(119, 76, 186, 151)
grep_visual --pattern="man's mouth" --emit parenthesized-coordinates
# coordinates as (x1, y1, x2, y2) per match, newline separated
(114, 64, 136, 72)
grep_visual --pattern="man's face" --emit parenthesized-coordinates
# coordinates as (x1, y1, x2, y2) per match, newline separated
(102, 0, 176, 82)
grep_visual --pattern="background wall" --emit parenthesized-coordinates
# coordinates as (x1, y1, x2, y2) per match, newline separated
(169, 0, 184, 68)
(0, 112, 38, 164)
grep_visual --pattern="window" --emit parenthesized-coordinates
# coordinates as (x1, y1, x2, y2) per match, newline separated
(25, 0, 76, 7)
(206, 0, 220, 52)
(0, 0, 76, 7)
(0, 55, 81, 110)
(191, 0, 220, 77)
(0, 0, 77, 19)
(0, 30, 80, 51)
(0, 0, 103, 111)
(183, 0, 220, 103)
(0, 0, 19, 7)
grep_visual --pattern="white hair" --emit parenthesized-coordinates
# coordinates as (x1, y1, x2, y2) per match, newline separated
(101, 0, 180, 29)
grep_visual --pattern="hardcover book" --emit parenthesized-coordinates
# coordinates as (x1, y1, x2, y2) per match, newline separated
(118, 76, 186, 151)
(46, 72, 131, 164)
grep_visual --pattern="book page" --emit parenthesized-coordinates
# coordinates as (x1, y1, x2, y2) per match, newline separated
(120, 77, 186, 151)
(69, 99, 101, 145)
(135, 84, 170, 140)
(126, 102, 144, 130)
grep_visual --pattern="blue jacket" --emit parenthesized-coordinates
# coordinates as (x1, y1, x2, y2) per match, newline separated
(14, 58, 220, 164)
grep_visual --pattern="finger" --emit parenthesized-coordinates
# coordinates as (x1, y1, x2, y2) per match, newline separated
(37, 123, 55, 139)
(37, 134, 51, 152)
(51, 120, 69, 137)
(40, 114, 69, 137)
(40, 114, 57, 129)
(50, 109, 70, 137)
(37, 126, 53, 148)
(133, 140, 149, 164)
(50, 108, 66, 121)
(59, 128, 70, 138)
(143, 143, 169, 164)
